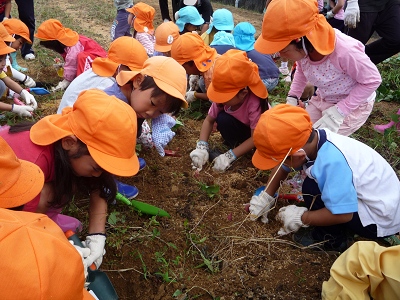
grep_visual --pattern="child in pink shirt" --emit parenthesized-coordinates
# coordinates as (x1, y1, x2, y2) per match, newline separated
(255, 0, 381, 136)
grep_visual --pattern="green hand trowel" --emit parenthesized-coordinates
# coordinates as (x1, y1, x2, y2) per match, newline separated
(115, 193, 170, 217)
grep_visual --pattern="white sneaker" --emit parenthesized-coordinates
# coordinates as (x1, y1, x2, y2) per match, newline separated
(279, 66, 290, 76)
(24, 53, 35, 60)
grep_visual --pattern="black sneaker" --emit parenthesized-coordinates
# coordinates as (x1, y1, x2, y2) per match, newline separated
(208, 149, 222, 162)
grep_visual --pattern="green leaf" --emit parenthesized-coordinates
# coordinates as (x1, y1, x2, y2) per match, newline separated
(108, 211, 119, 225)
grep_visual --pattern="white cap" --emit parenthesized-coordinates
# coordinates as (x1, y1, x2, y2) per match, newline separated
(183, 0, 197, 5)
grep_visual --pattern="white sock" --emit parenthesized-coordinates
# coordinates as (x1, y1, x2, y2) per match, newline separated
(281, 61, 288, 68)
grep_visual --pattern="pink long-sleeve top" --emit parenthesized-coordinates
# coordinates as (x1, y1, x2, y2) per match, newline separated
(289, 29, 382, 116)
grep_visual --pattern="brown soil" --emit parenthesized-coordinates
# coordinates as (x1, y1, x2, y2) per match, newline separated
(6, 0, 400, 299)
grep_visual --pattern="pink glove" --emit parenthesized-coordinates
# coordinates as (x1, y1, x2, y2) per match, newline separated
(276, 205, 308, 236)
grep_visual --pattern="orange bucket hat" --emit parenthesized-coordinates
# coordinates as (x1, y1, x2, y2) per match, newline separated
(126, 2, 155, 33)
(0, 209, 94, 299)
(30, 89, 139, 177)
(252, 104, 313, 170)
(2, 19, 32, 43)
(0, 39, 15, 55)
(35, 19, 79, 47)
(254, 0, 335, 55)
(0, 137, 44, 209)
(171, 32, 218, 73)
(0, 23, 15, 43)
(92, 36, 148, 77)
(117, 56, 188, 109)
(154, 21, 180, 52)
(207, 49, 268, 103)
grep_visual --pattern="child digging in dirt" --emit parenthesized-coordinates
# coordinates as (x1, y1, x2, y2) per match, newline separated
(255, 0, 381, 136)
(249, 104, 400, 253)
(0, 89, 140, 269)
(171, 32, 218, 103)
(35, 19, 107, 92)
(0, 39, 36, 117)
(190, 49, 269, 172)
(0, 137, 93, 299)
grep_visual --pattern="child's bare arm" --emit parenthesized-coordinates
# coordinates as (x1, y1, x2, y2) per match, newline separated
(199, 115, 215, 142)
(302, 207, 353, 226)
(0, 101, 12, 112)
(2, 76, 24, 94)
(35, 182, 54, 213)
(88, 191, 107, 234)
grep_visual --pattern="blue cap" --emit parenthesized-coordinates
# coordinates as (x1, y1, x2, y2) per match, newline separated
(206, 8, 234, 34)
(210, 31, 235, 47)
(175, 6, 205, 32)
(233, 22, 256, 51)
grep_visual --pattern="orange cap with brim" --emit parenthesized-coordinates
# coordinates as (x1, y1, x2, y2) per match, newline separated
(30, 89, 139, 177)
(154, 21, 180, 52)
(126, 2, 155, 33)
(207, 49, 268, 103)
(252, 104, 312, 170)
(92, 36, 148, 77)
(0, 137, 44, 209)
(0, 23, 15, 43)
(0, 39, 15, 55)
(171, 32, 218, 73)
(2, 19, 32, 44)
(254, 0, 335, 55)
(0, 209, 95, 299)
(35, 19, 79, 47)
(117, 56, 188, 109)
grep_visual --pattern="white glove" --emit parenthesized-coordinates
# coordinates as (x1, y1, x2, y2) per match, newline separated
(249, 187, 276, 223)
(212, 149, 237, 172)
(51, 79, 71, 92)
(276, 205, 308, 236)
(188, 75, 199, 91)
(11, 104, 34, 117)
(185, 91, 197, 103)
(326, 10, 335, 19)
(286, 96, 298, 106)
(69, 240, 91, 280)
(344, 0, 360, 29)
(83, 234, 106, 269)
(3, 16, 8, 21)
(151, 114, 176, 156)
(190, 141, 209, 170)
(313, 105, 345, 133)
(23, 76, 36, 88)
(19, 89, 37, 109)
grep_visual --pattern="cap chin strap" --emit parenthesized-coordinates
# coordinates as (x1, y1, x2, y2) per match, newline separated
(301, 37, 308, 58)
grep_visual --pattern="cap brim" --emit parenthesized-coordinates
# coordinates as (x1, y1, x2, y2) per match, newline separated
(0, 160, 44, 209)
(30, 113, 73, 146)
(254, 35, 290, 55)
(3, 36, 15, 42)
(153, 77, 188, 109)
(92, 58, 119, 77)
(154, 44, 172, 52)
(0, 45, 16, 55)
(252, 149, 281, 170)
(88, 146, 139, 177)
(116, 70, 142, 86)
(206, 83, 238, 104)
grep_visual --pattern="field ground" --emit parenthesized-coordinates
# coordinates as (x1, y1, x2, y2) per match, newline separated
(3, 0, 400, 299)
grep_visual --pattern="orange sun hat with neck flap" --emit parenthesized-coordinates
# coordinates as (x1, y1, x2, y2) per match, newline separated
(35, 19, 79, 47)
(127, 2, 155, 33)
(117, 56, 188, 109)
(2, 19, 32, 43)
(171, 32, 218, 72)
(0, 23, 15, 43)
(0, 137, 44, 209)
(207, 49, 268, 103)
(255, 0, 335, 55)
(252, 104, 313, 170)
(30, 89, 139, 177)
(92, 36, 148, 77)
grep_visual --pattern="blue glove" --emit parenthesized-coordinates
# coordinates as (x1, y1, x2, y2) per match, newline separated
(152, 114, 176, 156)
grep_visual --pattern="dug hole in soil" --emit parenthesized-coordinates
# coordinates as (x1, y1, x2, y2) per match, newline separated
(10, 0, 400, 299)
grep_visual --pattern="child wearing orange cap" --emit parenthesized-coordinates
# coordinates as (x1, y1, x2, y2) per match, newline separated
(255, 0, 381, 136)
(0, 137, 95, 299)
(2, 19, 35, 86)
(153, 21, 180, 57)
(249, 104, 400, 252)
(0, 89, 139, 269)
(190, 49, 269, 172)
(35, 19, 107, 92)
(126, 2, 156, 57)
(0, 39, 37, 117)
(171, 32, 218, 103)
